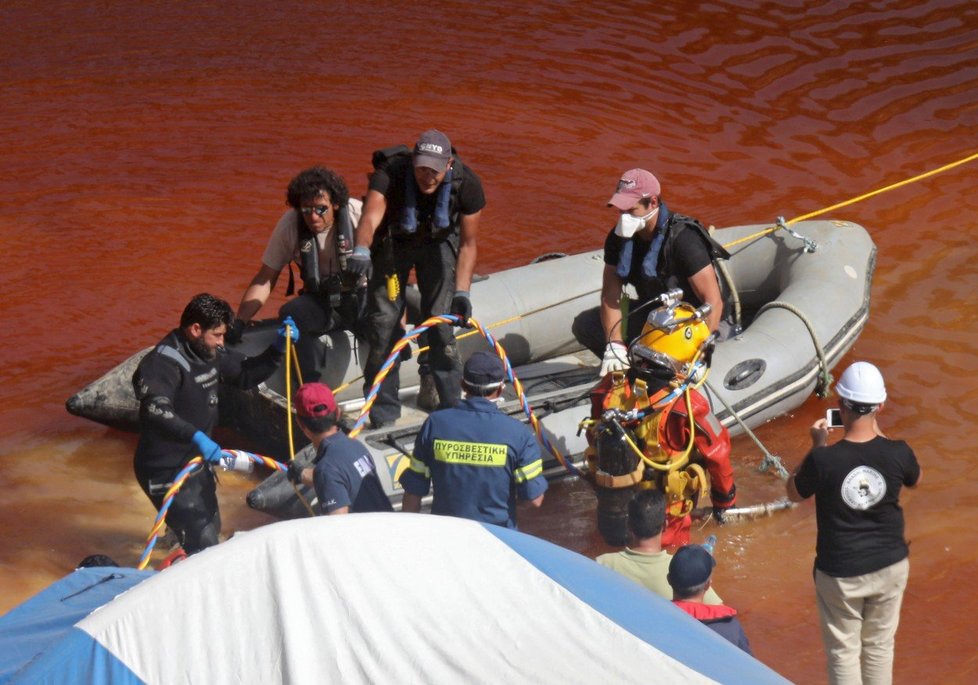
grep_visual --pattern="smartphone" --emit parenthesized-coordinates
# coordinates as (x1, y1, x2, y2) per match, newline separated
(825, 408, 844, 428)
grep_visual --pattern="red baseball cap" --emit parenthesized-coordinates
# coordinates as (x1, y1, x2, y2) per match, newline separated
(608, 169, 660, 210)
(295, 383, 338, 418)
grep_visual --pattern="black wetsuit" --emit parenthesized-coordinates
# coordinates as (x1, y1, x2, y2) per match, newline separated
(132, 328, 281, 553)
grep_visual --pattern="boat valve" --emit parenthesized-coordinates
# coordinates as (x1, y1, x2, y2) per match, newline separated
(776, 216, 818, 253)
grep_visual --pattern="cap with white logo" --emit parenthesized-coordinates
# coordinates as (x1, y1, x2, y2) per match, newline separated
(413, 129, 452, 171)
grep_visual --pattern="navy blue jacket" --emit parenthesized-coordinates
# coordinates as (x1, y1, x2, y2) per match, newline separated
(400, 397, 547, 528)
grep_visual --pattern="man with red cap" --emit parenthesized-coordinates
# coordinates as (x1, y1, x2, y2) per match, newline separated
(287, 383, 392, 515)
(579, 168, 731, 377)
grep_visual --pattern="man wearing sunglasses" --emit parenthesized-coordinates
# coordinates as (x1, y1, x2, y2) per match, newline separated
(228, 166, 364, 382)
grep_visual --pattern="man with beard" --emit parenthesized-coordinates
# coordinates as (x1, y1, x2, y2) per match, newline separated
(132, 293, 296, 555)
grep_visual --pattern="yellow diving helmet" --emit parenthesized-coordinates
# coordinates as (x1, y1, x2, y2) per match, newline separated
(629, 293, 713, 382)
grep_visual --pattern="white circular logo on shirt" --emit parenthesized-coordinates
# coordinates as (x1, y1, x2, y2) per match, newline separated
(840, 466, 887, 510)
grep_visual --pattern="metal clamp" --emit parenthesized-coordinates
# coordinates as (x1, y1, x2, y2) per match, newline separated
(776, 216, 817, 253)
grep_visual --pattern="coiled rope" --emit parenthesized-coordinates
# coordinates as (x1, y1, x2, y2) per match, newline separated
(755, 300, 833, 399)
(330, 289, 599, 396)
(348, 314, 582, 477)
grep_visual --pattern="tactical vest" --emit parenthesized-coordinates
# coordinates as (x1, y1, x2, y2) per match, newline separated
(286, 204, 356, 299)
(371, 144, 466, 241)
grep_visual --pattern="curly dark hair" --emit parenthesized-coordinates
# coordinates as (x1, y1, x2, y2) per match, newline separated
(286, 166, 350, 209)
(180, 293, 234, 330)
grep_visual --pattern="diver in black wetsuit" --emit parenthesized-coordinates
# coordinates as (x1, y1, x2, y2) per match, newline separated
(132, 293, 296, 554)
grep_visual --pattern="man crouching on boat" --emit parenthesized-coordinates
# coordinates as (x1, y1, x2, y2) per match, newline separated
(285, 382, 393, 515)
(226, 167, 364, 382)
(132, 293, 295, 555)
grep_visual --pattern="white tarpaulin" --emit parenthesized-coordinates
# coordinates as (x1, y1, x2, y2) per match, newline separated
(11, 514, 788, 684)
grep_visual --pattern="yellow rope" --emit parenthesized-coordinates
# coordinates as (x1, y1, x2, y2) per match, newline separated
(283, 328, 316, 518)
(721, 149, 978, 250)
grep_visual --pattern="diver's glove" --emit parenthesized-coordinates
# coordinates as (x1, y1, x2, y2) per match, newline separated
(275, 316, 300, 353)
(192, 431, 223, 464)
(599, 341, 629, 376)
(287, 461, 307, 485)
(347, 246, 373, 280)
(225, 318, 246, 345)
(712, 506, 727, 525)
(450, 290, 472, 327)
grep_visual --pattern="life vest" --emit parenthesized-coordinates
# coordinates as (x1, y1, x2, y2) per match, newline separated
(659, 211, 731, 293)
(615, 205, 732, 312)
(371, 144, 465, 241)
(285, 204, 356, 299)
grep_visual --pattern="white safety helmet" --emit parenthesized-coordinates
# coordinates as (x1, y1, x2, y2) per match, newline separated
(835, 361, 887, 404)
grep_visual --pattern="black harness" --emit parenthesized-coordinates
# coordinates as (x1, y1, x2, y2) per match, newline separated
(286, 204, 357, 303)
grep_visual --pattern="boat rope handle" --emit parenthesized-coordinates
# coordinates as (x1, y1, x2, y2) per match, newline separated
(755, 300, 832, 398)
(720, 149, 978, 251)
(348, 314, 582, 477)
(136, 451, 287, 570)
(704, 379, 790, 480)
(283, 328, 317, 518)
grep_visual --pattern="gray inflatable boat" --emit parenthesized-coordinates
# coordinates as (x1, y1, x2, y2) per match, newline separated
(66, 220, 875, 516)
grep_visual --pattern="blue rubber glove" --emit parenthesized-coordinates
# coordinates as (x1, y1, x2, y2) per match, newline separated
(276, 316, 300, 353)
(191, 430, 223, 464)
(347, 246, 373, 280)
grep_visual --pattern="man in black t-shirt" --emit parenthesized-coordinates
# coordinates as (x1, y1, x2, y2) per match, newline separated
(788, 361, 921, 685)
(576, 168, 730, 376)
(348, 130, 486, 426)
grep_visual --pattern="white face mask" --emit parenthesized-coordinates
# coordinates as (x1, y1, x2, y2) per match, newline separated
(614, 207, 659, 238)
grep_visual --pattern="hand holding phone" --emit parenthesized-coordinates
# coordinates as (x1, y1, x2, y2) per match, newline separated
(826, 408, 844, 428)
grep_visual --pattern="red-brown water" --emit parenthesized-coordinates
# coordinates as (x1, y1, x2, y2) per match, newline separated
(2, 2, 977, 682)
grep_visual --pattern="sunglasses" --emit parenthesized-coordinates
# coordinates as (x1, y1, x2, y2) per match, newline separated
(299, 205, 330, 217)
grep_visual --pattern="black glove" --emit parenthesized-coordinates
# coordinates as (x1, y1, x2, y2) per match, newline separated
(287, 461, 307, 485)
(226, 318, 245, 345)
(450, 290, 472, 326)
(712, 506, 727, 525)
(347, 246, 373, 280)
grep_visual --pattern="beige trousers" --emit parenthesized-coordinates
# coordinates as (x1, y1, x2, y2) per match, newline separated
(814, 557, 909, 685)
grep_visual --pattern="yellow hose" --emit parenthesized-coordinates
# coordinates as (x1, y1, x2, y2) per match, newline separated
(620, 388, 696, 473)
